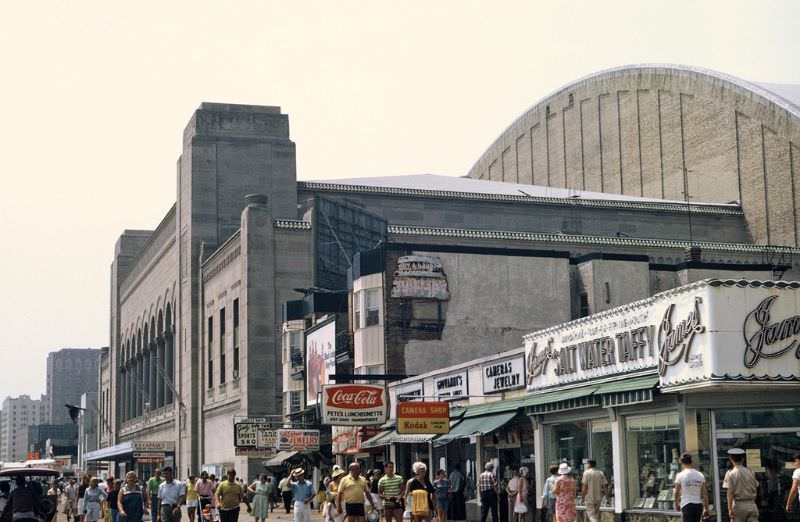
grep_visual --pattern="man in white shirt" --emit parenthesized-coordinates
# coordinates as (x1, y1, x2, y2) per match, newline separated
(158, 467, 187, 522)
(674, 453, 709, 522)
(786, 453, 800, 513)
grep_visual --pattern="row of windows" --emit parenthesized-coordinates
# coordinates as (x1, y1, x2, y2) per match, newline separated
(207, 299, 240, 389)
(54, 358, 99, 370)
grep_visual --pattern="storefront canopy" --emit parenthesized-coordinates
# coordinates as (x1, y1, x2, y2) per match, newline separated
(434, 411, 516, 447)
(594, 374, 659, 407)
(379, 432, 436, 445)
(263, 450, 298, 468)
(360, 430, 393, 449)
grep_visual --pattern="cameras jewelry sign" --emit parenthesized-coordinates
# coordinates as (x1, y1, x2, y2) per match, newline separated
(482, 355, 525, 393)
(524, 280, 800, 391)
(321, 384, 387, 426)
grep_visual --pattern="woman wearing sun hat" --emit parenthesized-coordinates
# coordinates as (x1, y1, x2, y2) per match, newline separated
(552, 463, 576, 522)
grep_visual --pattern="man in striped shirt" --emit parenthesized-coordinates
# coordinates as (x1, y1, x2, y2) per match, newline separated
(378, 462, 405, 522)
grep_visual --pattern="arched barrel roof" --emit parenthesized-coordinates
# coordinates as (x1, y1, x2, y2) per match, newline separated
(467, 64, 800, 247)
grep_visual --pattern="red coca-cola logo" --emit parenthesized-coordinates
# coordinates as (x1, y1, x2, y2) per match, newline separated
(326, 385, 384, 409)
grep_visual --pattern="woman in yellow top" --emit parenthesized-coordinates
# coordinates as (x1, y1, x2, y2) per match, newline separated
(186, 475, 199, 522)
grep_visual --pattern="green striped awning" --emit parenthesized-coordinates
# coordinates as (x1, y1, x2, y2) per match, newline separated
(595, 375, 659, 407)
(434, 411, 517, 447)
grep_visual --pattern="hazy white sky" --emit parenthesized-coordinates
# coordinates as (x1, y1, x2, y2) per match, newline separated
(0, 0, 798, 402)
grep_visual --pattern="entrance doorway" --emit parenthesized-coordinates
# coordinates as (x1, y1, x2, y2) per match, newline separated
(715, 431, 800, 522)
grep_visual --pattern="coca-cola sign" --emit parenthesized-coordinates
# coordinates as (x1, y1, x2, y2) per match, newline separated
(322, 384, 387, 426)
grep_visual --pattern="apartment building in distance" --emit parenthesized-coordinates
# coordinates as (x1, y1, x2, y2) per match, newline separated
(0, 395, 47, 461)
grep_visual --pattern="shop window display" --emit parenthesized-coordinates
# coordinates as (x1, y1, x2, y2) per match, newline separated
(590, 420, 614, 507)
(625, 412, 680, 510)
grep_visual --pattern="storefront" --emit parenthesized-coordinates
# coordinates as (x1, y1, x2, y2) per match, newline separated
(84, 440, 176, 478)
(524, 279, 800, 522)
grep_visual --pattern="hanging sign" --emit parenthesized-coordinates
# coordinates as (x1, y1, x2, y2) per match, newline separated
(434, 370, 468, 401)
(321, 384, 387, 426)
(482, 355, 526, 394)
(276, 429, 321, 451)
(397, 402, 450, 434)
(234, 422, 274, 448)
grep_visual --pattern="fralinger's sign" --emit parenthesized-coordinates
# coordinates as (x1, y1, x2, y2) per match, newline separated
(524, 280, 800, 391)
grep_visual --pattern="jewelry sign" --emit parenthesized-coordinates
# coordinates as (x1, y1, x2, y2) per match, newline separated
(482, 356, 526, 394)
(433, 370, 468, 401)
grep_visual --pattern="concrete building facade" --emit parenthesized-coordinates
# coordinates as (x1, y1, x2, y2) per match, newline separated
(0, 395, 46, 462)
(100, 66, 800, 476)
(46, 348, 103, 424)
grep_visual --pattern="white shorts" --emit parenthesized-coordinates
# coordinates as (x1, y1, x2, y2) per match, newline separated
(77, 499, 85, 513)
(187, 500, 199, 508)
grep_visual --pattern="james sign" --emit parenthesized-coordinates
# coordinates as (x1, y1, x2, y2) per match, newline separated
(321, 384, 387, 426)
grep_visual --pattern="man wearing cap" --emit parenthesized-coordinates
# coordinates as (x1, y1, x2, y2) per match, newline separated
(723, 449, 758, 522)
(157, 467, 187, 522)
(289, 469, 316, 522)
(216, 470, 249, 522)
(337, 462, 372, 522)
(478, 462, 498, 522)
(786, 453, 800, 513)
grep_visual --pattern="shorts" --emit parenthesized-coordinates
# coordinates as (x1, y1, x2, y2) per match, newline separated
(345, 503, 365, 517)
(78, 499, 85, 514)
(435, 498, 449, 510)
(187, 500, 199, 508)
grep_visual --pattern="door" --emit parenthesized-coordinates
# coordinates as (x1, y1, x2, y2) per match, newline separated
(715, 432, 800, 522)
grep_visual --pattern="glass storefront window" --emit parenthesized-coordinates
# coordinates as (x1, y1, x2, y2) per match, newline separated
(715, 407, 800, 429)
(591, 420, 615, 507)
(625, 412, 680, 511)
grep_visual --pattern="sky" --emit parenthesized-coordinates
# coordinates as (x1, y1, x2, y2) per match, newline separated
(0, 0, 798, 402)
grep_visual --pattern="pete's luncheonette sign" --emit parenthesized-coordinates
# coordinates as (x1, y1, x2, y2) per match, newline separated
(321, 384, 387, 426)
(524, 280, 800, 391)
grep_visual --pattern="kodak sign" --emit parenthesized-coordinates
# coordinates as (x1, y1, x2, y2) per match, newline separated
(397, 401, 450, 434)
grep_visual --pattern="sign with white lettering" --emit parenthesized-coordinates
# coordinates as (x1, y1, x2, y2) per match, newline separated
(391, 255, 450, 300)
(482, 356, 526, 394)
(276, 429, 321, 451)
(434, 371, 468, 401)
(396, 381, 424, 402)
(234, 422, 274, 448)
(524, 280, 800, 392)
(321, 384, 387, 426)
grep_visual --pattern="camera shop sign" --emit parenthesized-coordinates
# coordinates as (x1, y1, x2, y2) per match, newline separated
(524, 280, 800, 391)
(483, 356, 526, 393)
(321, 384, 387, 426)
(434, 370, 468, 401)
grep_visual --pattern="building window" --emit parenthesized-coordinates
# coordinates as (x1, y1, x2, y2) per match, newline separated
(219, 308, 226, 384)
(288, 331, 302, 368)
(579, 293, 590, 318)
(290, 391, 301, 413)
(625, 412, 680, 510)
(354, 288, 381, 329)
(233, 299, 240, 379)
(207, 316, 214, 389)
(365, 288, 381, 326)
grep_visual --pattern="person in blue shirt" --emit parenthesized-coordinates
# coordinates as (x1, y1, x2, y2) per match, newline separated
(541, 465, 558, 522)
(289, 468, 316, 522)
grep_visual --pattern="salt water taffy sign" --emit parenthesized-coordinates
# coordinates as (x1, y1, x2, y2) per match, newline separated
(524, 280, 800, 392)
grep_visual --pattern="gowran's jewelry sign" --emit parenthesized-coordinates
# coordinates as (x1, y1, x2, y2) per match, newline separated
(523, 280, 800, 392)
(482, 356, 526, 394)
(434, 370, 468, 401)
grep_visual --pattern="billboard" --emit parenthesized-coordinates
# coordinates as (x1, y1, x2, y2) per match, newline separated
(321, 384, 387, 426)
(312, 196, 388, 291)
(396, 402, 450, 434)
(306, 316, 337, 407)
